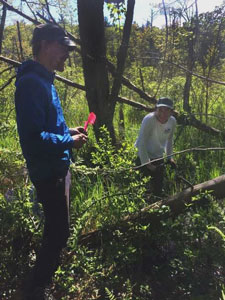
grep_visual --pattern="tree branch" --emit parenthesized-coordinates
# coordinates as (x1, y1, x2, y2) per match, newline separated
(0, 66, 13, 75)
(0, 0, 40, 24)
(107, 60, 157, 105)
(144, 56, 225, 86)
(0, 55, 86, 91)
(16, 21, 24, 61)
(0, 75, 16, 92)
(44, 0, 56, 23)
(110, 0, 135, 102)
(22, 0, 38, 21)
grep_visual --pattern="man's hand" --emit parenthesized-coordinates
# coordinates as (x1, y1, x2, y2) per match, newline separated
(71, 133, 88, 149)
(69, 127, 87, 136)
(147, 163, 157, 172)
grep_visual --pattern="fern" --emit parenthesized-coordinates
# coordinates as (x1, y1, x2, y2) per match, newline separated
(105, 287, 117, 300)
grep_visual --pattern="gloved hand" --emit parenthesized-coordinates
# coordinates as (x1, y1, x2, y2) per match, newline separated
(167, 158, 177, 169)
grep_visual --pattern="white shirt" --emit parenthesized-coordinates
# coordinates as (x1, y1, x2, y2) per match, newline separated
(135, 112, 176, 164)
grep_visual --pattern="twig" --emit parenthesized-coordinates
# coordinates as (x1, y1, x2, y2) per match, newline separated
(44, 0, 56, 23)
(189, 113, 225, 120)
(72, 146, 225, 176)
(17, 21, 24, 61)
(0, 75, 16, 92)
(139, 68, 145, 92)
(22, 0, 38, 21)
(0, 66, 13, 75)
(139, 55, 225, 86)
(0, 55, 85, 90)
(0, 0, 40, 24)
(134, 147, 225, 170)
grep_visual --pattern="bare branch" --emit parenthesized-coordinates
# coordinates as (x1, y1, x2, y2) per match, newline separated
(0, 66, 13, 75)
(117, 96, 153, 112)
(0, 75, 16, 92)
(0, 55, 21, 67)
(0, 0, 40, 24)
(44, 0, 56, 23)
(0, 55, 85, 91)
(55, 73, 85, 91)
(134, 147, 225, 169)
(16, 21, 24, 61)
(142, 56, 225, 86)
(110, 0, 135, 102)
(107, 60, 157, 105)
(22, 0, 38, 21)
(139, 68, 145, 92)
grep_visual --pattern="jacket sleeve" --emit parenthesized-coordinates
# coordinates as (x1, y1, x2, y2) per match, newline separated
(15, 76, 74, 155)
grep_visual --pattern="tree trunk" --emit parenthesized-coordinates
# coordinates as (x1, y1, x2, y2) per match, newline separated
(78, 0, 135, 143)
(183, 10, 199, 112)
(0, 3, 7, 54)
(77, 0, 115, 142)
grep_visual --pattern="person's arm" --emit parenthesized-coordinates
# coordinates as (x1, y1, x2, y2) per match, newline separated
(136, 114, 153, 165)
(166, 118, 177, 167)
(15, 77, 76, 154)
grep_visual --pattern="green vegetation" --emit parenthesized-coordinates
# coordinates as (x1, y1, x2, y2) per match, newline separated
(0, 7, 225, 300)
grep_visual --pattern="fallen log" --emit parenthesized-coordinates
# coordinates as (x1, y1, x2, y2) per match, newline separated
(78, 174, 225, 247)
(128, 174, 225, 221)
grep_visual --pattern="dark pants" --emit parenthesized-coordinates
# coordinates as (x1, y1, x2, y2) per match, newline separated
(136, 157, 164, 196)
(30, 171, 71, 288)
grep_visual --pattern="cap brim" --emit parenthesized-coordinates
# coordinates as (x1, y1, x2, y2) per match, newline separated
(156, 104, 173, 109)
(60, 37, 76, 51)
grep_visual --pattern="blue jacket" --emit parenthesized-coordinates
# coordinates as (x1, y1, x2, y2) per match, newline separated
(15, 60, 74, 182)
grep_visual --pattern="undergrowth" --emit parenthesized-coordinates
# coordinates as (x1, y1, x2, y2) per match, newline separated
(0, 127, 225, 299)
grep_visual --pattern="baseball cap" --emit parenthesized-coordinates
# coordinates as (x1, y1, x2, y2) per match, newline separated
(156, 97, 174, 109)
(31, 23, 76, 51)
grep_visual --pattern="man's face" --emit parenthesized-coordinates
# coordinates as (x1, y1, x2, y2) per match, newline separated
(155, 106, 172, 124)
(45, 40, 70, 72)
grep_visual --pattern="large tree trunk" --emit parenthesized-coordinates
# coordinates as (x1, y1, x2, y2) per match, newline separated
(77, 0, 115, 142)
(77, 0, 135, 143)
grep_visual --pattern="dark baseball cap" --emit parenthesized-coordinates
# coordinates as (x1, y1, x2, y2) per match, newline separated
(156, 97, 174, 109)
(31, 23, 76, 51)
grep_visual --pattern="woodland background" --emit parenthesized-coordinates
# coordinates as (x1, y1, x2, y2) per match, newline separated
(0, 0, 225, 299)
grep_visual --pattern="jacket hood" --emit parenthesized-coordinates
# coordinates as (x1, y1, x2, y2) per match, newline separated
(15, 60, 55, 86)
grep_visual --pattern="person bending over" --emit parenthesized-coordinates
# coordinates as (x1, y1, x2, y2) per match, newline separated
(135, 97, 176, 196)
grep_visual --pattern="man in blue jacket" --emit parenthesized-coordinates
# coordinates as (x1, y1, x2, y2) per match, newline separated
(15, 23, 88, 299)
